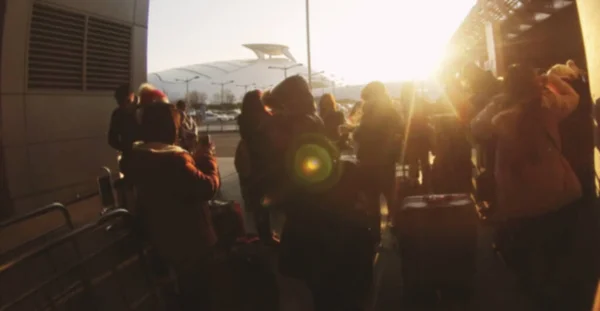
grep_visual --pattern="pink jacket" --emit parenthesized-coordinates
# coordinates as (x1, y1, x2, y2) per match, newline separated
(471, 74, 581, 220)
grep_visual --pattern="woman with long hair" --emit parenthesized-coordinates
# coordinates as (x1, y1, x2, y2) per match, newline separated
(318, 93, 347, 145)
(472, 63, 581, 309)
(235, 90, 278, 244)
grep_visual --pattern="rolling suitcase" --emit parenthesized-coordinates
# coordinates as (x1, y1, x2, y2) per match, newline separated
(394, 194, 477, 298)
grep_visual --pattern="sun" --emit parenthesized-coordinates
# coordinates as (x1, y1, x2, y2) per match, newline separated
(331, 41, 447, 84)
(314, 0, 474, 84)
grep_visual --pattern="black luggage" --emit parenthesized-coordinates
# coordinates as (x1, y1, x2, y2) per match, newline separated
(394, 194, 477, 298)
(212, 236, 279, 311)
(209, 200, 246, 249)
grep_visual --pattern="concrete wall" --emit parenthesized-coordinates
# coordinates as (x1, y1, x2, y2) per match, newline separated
(577, 0, 600, 193)
(0, 0, 149, 214)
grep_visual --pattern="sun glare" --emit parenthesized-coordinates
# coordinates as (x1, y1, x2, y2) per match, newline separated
(313, 0, 475, 83)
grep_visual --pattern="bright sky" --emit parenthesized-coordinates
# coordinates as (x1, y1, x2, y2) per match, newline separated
(148, 0, 475, 84)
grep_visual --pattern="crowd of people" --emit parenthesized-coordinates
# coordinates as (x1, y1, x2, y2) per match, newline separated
(106, 59, 598, 310)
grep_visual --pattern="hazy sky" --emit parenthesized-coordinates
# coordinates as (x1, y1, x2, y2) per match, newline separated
(148, 0, 475, 84)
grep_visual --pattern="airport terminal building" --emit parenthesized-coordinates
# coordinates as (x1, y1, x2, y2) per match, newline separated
(149, 43, 336, 101)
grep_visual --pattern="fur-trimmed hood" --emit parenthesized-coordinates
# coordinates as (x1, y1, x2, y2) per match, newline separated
(132, 141, 187, 154)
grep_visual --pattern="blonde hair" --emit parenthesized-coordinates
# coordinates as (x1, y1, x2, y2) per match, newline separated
(547, 59, 580, 80)
(319, 93, 337, 117)
(138, 83, 169, 104)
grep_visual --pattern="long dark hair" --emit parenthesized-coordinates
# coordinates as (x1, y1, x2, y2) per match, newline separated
(504, 63, 545, 161)
(318, 93, 337, 118)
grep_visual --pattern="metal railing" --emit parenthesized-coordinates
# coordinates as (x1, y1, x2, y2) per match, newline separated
(0, 202, 74, 263)
(0, 209, 164, 311)
(197, 120, 239, 133)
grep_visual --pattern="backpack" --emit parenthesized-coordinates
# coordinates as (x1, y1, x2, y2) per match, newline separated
(179, 111, 198, 150)
(211, 237, 279, 311)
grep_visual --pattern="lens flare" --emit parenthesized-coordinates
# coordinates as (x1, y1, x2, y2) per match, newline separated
(302, 157, 321, 175)
(292, 144, 333, 185)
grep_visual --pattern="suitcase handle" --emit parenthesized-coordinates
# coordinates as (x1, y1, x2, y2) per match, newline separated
(423, 194, 453, 202)
(422, 194, 468, 203)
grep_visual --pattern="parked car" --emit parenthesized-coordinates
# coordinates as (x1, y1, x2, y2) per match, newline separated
(203, 110, 231, 122)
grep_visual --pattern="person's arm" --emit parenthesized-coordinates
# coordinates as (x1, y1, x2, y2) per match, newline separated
(108, 110, 122, 151)
(180, 146, 220, 201)
(543, 73, 580, 120)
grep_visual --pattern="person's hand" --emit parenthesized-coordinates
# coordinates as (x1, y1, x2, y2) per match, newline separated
(195, 142, 215, 157)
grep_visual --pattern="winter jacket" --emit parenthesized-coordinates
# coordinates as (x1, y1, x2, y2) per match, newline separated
(472, 74, 581, 220)
(126, 142, 220, 271)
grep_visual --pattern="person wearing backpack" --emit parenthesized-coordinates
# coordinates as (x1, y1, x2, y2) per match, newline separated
(176, 100, 199, 152)
(471, 63, 581, 309)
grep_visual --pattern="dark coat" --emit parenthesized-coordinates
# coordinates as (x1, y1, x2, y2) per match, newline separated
(108, 104, 139, 153)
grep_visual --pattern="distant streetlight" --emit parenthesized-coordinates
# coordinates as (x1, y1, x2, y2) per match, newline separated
(302, 70, 324, 78)
(175, 76, 201, 104)
(212, 80, 235, 104)
(303, 71, 324, 88)
(236, 83, 256, 93)
(269, 63, 303, 78)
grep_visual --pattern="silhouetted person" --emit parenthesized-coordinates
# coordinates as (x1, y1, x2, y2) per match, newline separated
(461, 62, 502, 173)
(319, 93, 346, 144)
(176, 100, 199, 152)
(472, 63, 581, 310)
(400, 82, 432, 189)
(354, 81, 402, 246)
(108, 83, 139, 175)
(235, 90, 277, 245)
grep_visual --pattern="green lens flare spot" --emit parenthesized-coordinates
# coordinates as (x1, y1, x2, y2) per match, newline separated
(293, 144, 333, 185)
